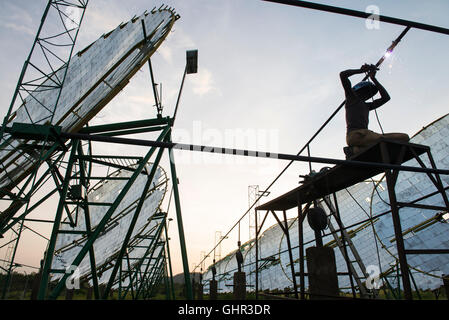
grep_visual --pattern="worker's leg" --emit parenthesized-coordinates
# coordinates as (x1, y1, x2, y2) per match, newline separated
(346, 129, 410, 154)
(347, 129, 409, 154)
(381, 132, 410, 143)
(347, 129, 382, 153)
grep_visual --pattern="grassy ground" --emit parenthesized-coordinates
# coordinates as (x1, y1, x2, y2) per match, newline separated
(1, 274, 447, 300)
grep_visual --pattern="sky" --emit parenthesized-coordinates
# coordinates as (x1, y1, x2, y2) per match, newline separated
(0, 0, 448, 279)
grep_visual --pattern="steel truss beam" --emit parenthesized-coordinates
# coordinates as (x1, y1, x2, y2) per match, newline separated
(0, 1, 88, 299)
(36, 125, 172, 299)
(1, 118, 190, 300)
(50, 131, 449, 177)
(1, 0, 89, 141)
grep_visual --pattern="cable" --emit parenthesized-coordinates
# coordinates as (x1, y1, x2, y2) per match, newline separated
(374, 110, 385, 135)
(371, 178, 390, 206)
(368, 178, 445, 282)
(345, 186, 385, 288)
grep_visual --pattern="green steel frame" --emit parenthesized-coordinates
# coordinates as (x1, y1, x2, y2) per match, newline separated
(1, 1, 195, 301)
(0, 0, 88, 298)
(1, 117, 191, 300)
(0, 0, 89, 141)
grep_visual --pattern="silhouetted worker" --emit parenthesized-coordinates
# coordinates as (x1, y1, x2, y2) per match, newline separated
(340, 64, 409, 158)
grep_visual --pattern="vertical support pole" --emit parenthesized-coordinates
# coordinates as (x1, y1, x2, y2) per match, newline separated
(306, 145, 312, 173)
(134, 218, 167, 299)
(126, 252, 135, 300)
(47, 128, 168, 299)
(172, 66, 187, 124)
(37, 139, 79, 300)
(209, 279, 218, 300)
(168, 132, 192, 299)
(164, 221, 176, 300)
(1, 218, 25, 299)
(314, 230, 323, 247)
(233, 271, 246, 300)
(77, 143, 100, 299)
(282, 210, 298, 299)
(102, 145, 165, 299)
(380, 142, 412, 300)
(162, 254, 171, 300)
(409, 269, 421, 300)
(330, 193, 357, 298)
(255, 209, 259, 300)
(118, 262, 122, 299)
(163, 251, 170, 300)
(396, 261, 401, 299)
(297, 201, 305, 300)
(425, 150, 449, 209)
(442, 275, 449, 300)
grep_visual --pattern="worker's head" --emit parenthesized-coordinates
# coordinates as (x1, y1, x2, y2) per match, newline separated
(352, 81, 378, 101)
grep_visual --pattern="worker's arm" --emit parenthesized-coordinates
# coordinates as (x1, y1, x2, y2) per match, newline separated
(366, 71, 390, 110)
(339, 64, 372, 97)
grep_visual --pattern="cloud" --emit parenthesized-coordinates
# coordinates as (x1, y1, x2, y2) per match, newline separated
(0, 3, 35, 36)
(3, 22, 34, 36)
(157, 26, 195, 65)
(191, 68, 220, 97)
(158, 45, 173, 65)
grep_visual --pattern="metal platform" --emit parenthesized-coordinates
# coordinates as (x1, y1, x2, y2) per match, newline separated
(255, 139, 449, 300)
(256, 139, 430, 211)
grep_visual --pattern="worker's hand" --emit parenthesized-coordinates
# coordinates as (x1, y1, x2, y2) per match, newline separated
(368, 69, 377, 79)
(360, 63, 378, 73)
(360, 63, 372, 72)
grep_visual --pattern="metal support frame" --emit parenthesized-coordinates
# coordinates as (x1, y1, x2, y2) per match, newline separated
(0, 0, 88, 298)
(1, 54, 196, 302)
(168, 131, 193, 299)
(377, 141, 449, 300)
(1, 0, 89, 141)
(33, 124, 171, 299)
(323, 195, 370, 298)
(164, 217, 176, 299)
(0, 115, 188, 300)
(254, 210, 269, 299)
(119, 234, 166, 299)
(255, 141, 449, 300)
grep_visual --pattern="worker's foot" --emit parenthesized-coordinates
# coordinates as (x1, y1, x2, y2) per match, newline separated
(352, 146, 362, 154)
(343, 146, 353, 159)
(344, 146, 364, 159)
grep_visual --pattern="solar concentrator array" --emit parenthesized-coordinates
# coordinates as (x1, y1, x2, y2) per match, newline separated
(51, 163, 167, 283)
(0, 9, 176, 193)
(203, 113, 449, 294)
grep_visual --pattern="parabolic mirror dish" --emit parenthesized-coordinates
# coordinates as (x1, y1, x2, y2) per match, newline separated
(51, 162, 167, 281)
(0, 8, 177, 194)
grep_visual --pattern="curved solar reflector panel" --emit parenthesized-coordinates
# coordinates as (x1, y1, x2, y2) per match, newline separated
(204, 113, 449, 293)
(0, 8, 176, 193)
(97, 238, 165, 289)
(50, 163, 167, 281)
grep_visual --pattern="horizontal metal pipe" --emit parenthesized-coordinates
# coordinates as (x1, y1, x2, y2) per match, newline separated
(405, 249, 449, 255)
(262, 0, 449, 36)
(78, 117, 171, 134)
(60, 131, 449, 176)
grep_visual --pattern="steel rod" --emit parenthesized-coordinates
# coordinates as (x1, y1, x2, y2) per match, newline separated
(59, 131, 449, 176)
(262, 0, 449, 36)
